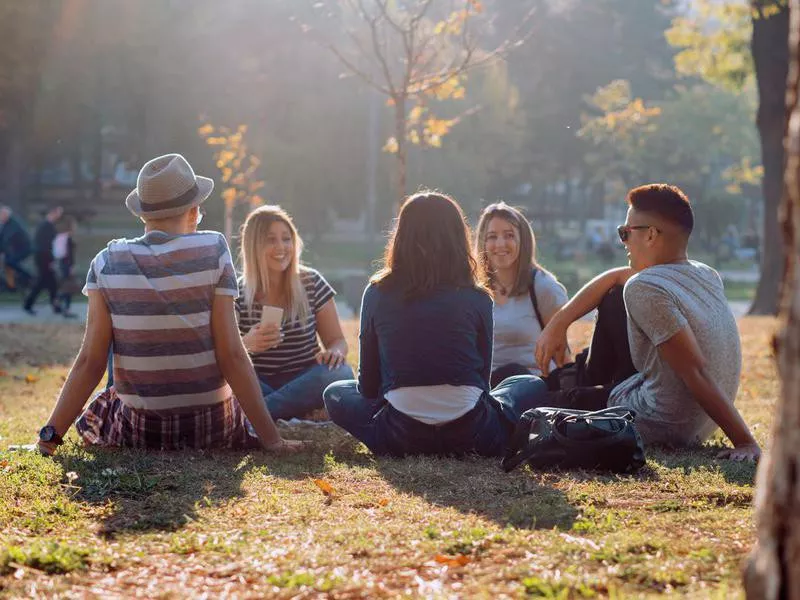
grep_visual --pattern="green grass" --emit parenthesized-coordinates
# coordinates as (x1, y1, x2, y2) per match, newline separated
(0, 317, 776, 597)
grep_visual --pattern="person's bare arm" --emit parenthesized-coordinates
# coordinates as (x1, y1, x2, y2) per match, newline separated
(315, 299, 348, 369)
(211, 295, 306, 453)
(38, 291, 112, 454)
(657, 326, 760, 461)
(536, 267, 634, 375)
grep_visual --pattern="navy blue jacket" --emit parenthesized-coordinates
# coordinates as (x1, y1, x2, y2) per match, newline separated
(0, 215, 31, 259)
(357, 282, 493, 399)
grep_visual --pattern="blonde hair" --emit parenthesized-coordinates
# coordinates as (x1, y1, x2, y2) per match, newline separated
(239, 205, 309, 322)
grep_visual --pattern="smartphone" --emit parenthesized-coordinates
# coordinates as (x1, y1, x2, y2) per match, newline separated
(261, 306, 284, 327)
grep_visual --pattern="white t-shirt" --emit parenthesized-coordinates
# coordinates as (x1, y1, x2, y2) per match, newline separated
(492, 270, 568, 375)
(386, 385, 483, 425)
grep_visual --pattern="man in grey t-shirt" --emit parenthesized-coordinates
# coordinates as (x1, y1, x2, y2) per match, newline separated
(607, 262, 741, 446)
(536, 184, 760, 461)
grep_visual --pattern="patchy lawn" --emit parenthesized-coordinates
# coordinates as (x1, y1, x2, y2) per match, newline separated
(0, 317, 778, 598)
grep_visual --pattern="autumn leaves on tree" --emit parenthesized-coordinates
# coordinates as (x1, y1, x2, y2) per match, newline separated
(306, 0, 534, 209)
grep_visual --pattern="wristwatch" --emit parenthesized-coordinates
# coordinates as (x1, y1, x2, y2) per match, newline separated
(38, 425, 63, 445)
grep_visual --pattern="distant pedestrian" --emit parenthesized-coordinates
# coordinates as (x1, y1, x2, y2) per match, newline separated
(54, 214, 78, 319)
(23, 205, 63, 315)
(0, 205, 33, 291)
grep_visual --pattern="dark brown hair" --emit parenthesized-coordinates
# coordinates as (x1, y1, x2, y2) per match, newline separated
(372, 191, 485, 299)
(627, 184, 694, 234)
(476, 202, 540, 297)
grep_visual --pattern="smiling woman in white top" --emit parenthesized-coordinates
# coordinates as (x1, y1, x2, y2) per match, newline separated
(476, 202, 569, 388)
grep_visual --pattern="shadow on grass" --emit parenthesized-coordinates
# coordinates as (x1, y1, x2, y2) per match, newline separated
(319, 432, 579, 531)
(55, 440, 335, 537)
(648, 445, 758, 486)
(376, 456, 580, 530)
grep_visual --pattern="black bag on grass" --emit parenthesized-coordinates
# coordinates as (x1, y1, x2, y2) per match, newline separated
(501, 406, 646, 474)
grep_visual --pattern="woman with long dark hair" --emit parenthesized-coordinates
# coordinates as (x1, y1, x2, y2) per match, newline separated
(323, 191, 547, 457)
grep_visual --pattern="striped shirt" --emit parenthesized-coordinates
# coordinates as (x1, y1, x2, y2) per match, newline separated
(235, 268, 335, 378)
(84, 230, 239, 411)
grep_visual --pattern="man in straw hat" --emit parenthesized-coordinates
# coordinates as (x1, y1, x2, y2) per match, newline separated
(35, 154, 307, 455)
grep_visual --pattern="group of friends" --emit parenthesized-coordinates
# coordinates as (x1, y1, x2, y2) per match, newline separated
(0, 204, 80, 318)
(32, 153, 760, 463)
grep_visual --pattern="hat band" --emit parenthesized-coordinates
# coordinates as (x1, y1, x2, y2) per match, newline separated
(139, 183, 199, 213)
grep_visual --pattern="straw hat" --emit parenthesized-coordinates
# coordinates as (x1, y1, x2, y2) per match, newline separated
(125, 154, 214, 219)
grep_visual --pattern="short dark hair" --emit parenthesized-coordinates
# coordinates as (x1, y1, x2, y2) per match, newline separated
(626, 184, 693, 234)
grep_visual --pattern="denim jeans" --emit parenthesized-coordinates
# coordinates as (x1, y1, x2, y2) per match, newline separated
(322, 375, 549, 457)
(260, 363, 354, 421)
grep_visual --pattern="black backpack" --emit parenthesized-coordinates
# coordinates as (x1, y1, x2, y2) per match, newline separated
(501, 406, 646, 474)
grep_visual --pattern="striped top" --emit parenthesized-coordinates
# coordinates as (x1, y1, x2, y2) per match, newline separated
(235, 268, 335, 378)
(83, 230, 239, 411)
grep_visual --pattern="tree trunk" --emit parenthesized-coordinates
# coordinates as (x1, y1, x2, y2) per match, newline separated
(750, 2, 790, 315)
(3, 133, 25, 213)
(744, 1, 800, 597)
(394, 96, 407, 214)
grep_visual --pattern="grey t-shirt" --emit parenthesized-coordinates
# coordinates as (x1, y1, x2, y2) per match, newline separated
(492, 270, 568, 375)
(607, 261, 741, 446)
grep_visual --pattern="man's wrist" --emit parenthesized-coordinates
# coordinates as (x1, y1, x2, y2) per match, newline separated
(38, 425, 64, 446)
(733, 437, 758, 448)
(549, 311, 570, 332)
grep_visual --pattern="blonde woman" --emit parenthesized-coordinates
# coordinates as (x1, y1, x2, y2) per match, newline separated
(237, 206, 353, 420)
(476, 202, 568, 387)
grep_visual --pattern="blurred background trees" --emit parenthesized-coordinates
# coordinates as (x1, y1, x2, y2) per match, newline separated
(0, 0, 787, 308)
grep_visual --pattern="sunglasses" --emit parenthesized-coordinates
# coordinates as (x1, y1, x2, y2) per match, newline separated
(617, 224, 659, 242)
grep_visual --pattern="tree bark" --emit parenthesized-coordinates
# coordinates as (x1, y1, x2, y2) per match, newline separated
(750, 2, 790, 315)
(744, 1, 800, 597)
(394, 96, 407, 213)
(3, 133, 26, 213)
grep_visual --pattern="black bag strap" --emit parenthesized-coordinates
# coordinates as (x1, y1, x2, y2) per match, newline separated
(528, 268, 545, 330)
(501, 410, 542, 473)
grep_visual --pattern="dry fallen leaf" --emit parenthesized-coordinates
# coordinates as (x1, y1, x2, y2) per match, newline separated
(434, 554, 471, 567)
(312, 479, 336, 497)
(24, 374, 39, 384)
(378, 498, 389, 507)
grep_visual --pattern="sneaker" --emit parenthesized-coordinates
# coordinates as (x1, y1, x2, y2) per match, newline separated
(22, 306, 36, 316)
(52, 304, 62, 314)
(62, 311, 78, 319)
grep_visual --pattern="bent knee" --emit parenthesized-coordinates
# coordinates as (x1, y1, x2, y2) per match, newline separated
(322, 379, 357, 405)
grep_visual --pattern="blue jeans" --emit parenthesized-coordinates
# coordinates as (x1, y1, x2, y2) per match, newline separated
(260, 363, 354, 420)
(323, 375, 549, 457)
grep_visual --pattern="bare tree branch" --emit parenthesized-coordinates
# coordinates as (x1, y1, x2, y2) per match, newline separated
(356, 0, 399, 95)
